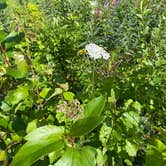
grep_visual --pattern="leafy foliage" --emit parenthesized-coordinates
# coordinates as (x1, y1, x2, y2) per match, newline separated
(0, 0, 165, 165)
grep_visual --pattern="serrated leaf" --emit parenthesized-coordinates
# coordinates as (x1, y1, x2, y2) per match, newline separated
(70, 116, 104, 137)
(125, 140, 138, 157)
(10, 140, 64, 166)
(1, 86, 29, 110)
(84, 96, 106, 117)
(121, 111, 140, 129)
(12, 87, 28, 105)
(54, 146, 96, 166)
(132, 101, 142, 111)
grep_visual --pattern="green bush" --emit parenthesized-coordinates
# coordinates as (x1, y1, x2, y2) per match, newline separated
(0, 0, 165, 165)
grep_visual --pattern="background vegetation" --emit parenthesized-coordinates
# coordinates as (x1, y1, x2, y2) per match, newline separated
(0, 0, 165, 165)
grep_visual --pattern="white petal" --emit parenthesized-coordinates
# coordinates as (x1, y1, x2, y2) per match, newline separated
(85, 43, 109, 60)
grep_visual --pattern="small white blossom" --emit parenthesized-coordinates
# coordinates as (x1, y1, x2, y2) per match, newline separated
(90, 1, 98, 7)
(85, 43, 110, 60)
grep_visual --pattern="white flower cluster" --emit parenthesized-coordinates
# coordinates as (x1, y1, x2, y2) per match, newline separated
(85, 43, 110, 60)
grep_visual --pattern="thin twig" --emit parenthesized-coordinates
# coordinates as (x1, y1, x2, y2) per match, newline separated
(0, 44, 11, 66)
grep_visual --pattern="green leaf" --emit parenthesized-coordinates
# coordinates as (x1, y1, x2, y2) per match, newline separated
(10, 126, 64, 166)
(10, 140, 64, 166)
(149, 139, 166, 152)
(63, 92, 75, 101)
(26, 119, 37, 134)
(132, 101, 142, 111)
(84, 96, 106, 117)
(0, 31, 6, 42)
(2, 31, 24, 45)
(80, 146, 96, 166)
(125, 140, 138, 157)
(25, 125, 64, 142)
(145, 144, 165, 166)
(54, 146, 96, 166)
(13, 53, 28, 76)
(0, 115, 9, 129)
(1, 86, 29, 110)
(96, 149, 107, 166)
(39, 88, 50, 99)
(70, 116, 104, 137)
(0, 101, 11, 112)
(0, 150, 7, 161)
(6, 67, 25, 78)
(121, 111, 140, 129)
(11, 86, 29, 106)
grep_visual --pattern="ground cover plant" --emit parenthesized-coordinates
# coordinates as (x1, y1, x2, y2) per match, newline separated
(0, 0, 166, 165)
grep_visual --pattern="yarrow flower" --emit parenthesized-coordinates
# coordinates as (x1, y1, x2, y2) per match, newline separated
(85, 43, 110, 60)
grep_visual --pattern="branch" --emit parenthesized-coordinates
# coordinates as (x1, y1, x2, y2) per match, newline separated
(0, 44, 11, 66)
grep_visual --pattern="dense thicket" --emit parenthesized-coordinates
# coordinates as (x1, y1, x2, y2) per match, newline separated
(0, 0, 165, 165)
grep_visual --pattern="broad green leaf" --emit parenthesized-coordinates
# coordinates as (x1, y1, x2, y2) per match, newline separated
(84, 96, 106, 117)
(10, 140, 64, 166)
(11, 86, 29, 106)
(39, 88, 50, 99)
(125, 140, 138, 157)
(145, 144, 164, 166)
(99, 123, 112, 146)
(132, 101, 142, 111)
(1, 86, 28, 110)
(0, 150, 7, 161)
(26, 119, 37, 134)
(70, 116, 104, 137)
(96, 149, 107, 166)
(0, 116, 9, 129)
(49, 151, 62, 164)
(13, 53, 28, 76)
(54, 146, 96, 166)
(80, 146, 96, 166)
(6, 67, 25, 78)
(0, 31, 6, 42)
(25, 125, 64, 141)
(63, 92, 75, 101)
(54, 148, 75, 166)
(0, 101, 11, 112)
(2, 31, 24, 45)
(121, 111, 140, 129)
(149, 139, 166, 152)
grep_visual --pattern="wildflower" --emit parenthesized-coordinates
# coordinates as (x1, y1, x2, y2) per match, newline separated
(78, 49, 87, 55)
(85, 43, 110, 60)
(112, 0, 119, 6)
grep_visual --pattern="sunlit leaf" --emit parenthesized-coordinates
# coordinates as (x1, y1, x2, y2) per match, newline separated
(125, 140, 138, 157)
(84, 96, 106, 117)
(70, 116, 104, 137)
(54, 146, 96, 166)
